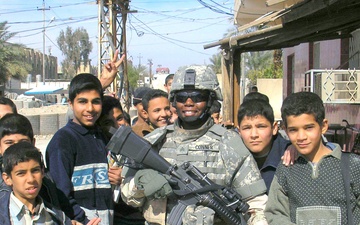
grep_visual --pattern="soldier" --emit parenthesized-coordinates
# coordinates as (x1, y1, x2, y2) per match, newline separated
(121, 65, 268, 225)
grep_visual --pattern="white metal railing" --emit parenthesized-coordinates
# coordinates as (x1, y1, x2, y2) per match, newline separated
(303, 69, 360, 103)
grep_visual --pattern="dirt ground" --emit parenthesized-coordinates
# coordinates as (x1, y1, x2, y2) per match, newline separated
(18, 104, 69, 115)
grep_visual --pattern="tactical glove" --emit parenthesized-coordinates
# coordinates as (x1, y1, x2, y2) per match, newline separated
(134, 169, 172, 199)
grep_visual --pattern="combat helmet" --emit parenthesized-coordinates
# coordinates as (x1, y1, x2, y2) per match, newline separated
(169, 65, 223, 102)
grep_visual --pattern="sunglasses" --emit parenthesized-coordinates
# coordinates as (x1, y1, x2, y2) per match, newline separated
(175, 91, 209, 103)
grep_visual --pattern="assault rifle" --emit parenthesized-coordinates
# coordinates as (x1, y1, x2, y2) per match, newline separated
(106, 126, 249, 225)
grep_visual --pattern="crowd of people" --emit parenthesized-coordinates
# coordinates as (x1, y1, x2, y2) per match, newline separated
(0, 52, 359, 225)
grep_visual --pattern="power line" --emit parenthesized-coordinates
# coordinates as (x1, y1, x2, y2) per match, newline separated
(6, 15, 97, 25)
(14, 16, 97, 37)
(130, 14, 212, 55)
(0, 1, 94, 15)
(196, 0, 233, 16)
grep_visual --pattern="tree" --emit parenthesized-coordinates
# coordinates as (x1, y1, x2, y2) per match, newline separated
(209, 53, 222, 74)
(0, 21, 32, 83)
(127, 62, 147, 92)
(57, 26, 92, 79)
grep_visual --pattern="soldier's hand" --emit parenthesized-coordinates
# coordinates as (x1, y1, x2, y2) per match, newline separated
(134, 169, 172, 199)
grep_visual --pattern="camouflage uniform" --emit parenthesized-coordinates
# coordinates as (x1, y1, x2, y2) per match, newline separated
(121, 65, 268, 225)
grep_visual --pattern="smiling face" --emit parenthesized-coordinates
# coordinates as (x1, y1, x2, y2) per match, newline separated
(2, 159, 44, 207)
(285, 113, 329, 162)
(70, 90, 102, 127)
(239, 115, 278, 156)
(174, 90, 209, 128)
(146, 96, 171, 128)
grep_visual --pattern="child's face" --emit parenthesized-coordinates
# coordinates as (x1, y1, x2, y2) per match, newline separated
(2, 159, 44, 206)
(285, 114, 328, 161)
(164, 79, 173, 94)
(0, 134, 32, 155)
(70, 90, 102, 127)
(135, 103, 148, 121)
(239, 115, 277, 156)
(146, 97, 171, 128)
(112, 107, 126, 127)
(211, 112, 220, 124)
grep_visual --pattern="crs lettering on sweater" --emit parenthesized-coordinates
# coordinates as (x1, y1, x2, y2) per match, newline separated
(71, 163, 111, 191)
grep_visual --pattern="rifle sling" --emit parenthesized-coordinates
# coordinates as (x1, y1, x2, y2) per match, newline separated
(173, 183, 222, 196)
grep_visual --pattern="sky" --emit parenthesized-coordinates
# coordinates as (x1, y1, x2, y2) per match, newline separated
(0, 0, 236, 74)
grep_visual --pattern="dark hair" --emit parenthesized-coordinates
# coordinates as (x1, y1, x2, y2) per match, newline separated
(2, 141, 44, 175)
(281, 92, 325, 128)
(0, 97, 17, 114)
(101, 96, 123, 117)
(243, 92, 269, 104)
(238, 99, 274, 125)
(68, 73, 103, 103)
(165, 74, 174, 85)
(133, 87, 151, 106)
(251, 86, 258, 92)
(142, 89, 168, 111)
(0, 114, 34, 142)
(123, 111, 131, 125)
(209, 100, 221, 114)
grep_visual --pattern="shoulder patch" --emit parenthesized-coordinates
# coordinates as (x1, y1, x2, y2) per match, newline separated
(144, 125, 172, 145)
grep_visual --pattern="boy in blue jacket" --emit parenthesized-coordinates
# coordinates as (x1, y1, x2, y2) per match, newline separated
(237, 98, 290, 192)
(46, 74, 123, 224)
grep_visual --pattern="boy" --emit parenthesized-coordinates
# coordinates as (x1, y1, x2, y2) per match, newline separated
(1, 142, 73, 224)
(122, 111, 131, 126)
(0, 114, 35, 192)
(141, 89, 171, 131)
(265, 92, 360, 224)
(131, 87, 151, 126)
(238, 99, 290, 192)
(46, 74, 120, 224)
(97, 96, 126, 140)
(163, 74, 178, 124)
(209, 100, 221, 124)
(163, 74, 174, 94)
(0, 114, 34, 156)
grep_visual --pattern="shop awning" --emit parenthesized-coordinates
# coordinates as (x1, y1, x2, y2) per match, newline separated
(24, 85, 63, 95)
(204, 0, 360, 52)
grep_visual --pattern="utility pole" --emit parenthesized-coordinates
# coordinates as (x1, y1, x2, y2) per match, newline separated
(97, 0, 137, 112)
(38, 0, 50, 85)
(120, 2, 130, 112)
(137, 53, 142, 69)
(148, 59, 153, 85)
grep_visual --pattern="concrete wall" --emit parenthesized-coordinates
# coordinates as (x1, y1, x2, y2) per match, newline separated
(23, 113, 67, 135)
(257, 79, 283, 120)
(13, 100, 68, 135)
